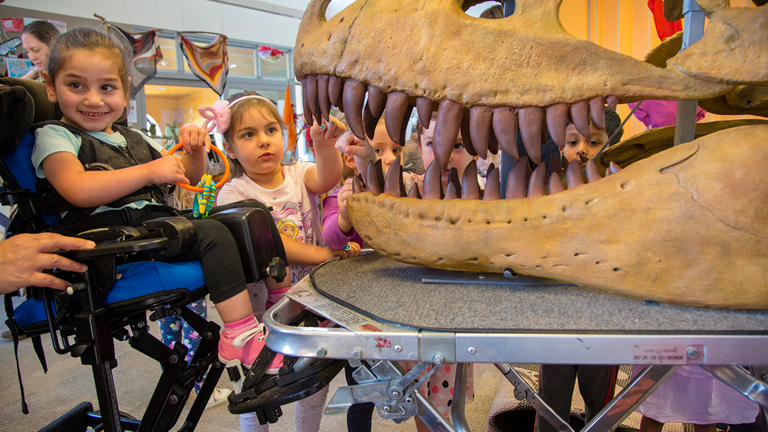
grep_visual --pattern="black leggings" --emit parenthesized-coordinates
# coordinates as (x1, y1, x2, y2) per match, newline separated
(344, 363, 375, 432)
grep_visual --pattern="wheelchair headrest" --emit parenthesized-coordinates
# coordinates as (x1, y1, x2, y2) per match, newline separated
(0, 78, 61, 155)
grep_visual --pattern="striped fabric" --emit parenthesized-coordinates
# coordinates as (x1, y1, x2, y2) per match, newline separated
(108, 26, 163, 98)
(178, 34, 229, 95)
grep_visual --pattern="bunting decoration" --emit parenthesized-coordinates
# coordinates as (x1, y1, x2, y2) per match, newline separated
(179, 34, 229, 95)
(108, 26, 163, 98)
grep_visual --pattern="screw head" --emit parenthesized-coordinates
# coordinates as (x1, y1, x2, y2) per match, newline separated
(169, 355, 178, 364)
(382, 405, 391, 413)
(394, 345, 402, 352)
(352, 348, 362, 360)
(390, 388, 403, 399)
(169, 395, 179, 405)
(405, 397, 413, 404)
(204, 332, 213, 340)
(433, 355, 444, 365)
(514, 391, 526, 401)
(316, 348, 327, 358)
(761, 373, 768, 382)
(468, 347, 476, 355)
(137, 321, 145, 328)
(686, 347, 700, 360)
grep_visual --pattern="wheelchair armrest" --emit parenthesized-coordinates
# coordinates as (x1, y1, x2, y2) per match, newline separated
(58, 236, 169, 261)
(207, 207, 283, 283)
(142, 216, 196, 260)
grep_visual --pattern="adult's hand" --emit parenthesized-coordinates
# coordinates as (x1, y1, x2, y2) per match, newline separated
(0, 233, 95, 294)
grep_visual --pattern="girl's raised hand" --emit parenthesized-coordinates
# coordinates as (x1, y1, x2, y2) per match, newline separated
(145, 155, 188, 185)
(310, 115, 345, 148)
(335, 131, 376, 170)
(178, 124, 211, 155)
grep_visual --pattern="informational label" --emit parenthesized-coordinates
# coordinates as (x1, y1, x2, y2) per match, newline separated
(632, 344, 703, 364)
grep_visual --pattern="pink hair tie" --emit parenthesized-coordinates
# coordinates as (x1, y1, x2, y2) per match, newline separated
(198, 100, 232, 133)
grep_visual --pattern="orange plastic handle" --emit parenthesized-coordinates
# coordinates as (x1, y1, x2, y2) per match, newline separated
(167, 142, 230, 192)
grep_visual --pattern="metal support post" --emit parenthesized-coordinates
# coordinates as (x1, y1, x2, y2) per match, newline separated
(674, 0, 706, 146)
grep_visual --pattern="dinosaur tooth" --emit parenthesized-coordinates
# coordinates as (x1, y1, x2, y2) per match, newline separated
(469, 106, 493, 159)
(566, 159, 584, 189)
(549, 152, 565, 178)
(483, 165, 501, 201)
(433, 99, 464, 170)
(328, 75, 344, 110)
(365, 161, 381, 196)
(548, 172, 565, 195)
(609, 161, 623, 175)
(423, 160, 444, 199)
(607, 95, 619, 112)
(363, 104, 378, 140)
(317, 74, 330, 122)
(367, 85, 387, 119)
(384, 91, 412, 145)
(585, 158, 602, 183)
(493, 107, 519, 160)
(352, 174, 365, 193)
(407, 182, 421, 199)
(589, 97, 606, 130)
(384, 155, 405, 197)
(343, 79, 367, 139)
(301, 78, 314, 126)
(518, 107, 544, 164)
(461, 160, 480, 200)
(546, 104, 569, 149)
(305, 75, 318, 123)
(460, 110, 477, 157)
(444, 174, 459, 201)
(416, 97, 433, 129)
(505, 157, 530, 199)
(570, 101, 592, 139)
(528, 164, 548, 198)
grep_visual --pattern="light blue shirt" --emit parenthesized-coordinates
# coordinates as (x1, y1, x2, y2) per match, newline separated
(32, 124, 166, 214)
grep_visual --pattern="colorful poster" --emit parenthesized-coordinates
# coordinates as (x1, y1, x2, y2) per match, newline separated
(5, 58, 34, 78)
(2, 18, 23, 32)
(47, 19, 67, 33)
(23, 17, 39, 27)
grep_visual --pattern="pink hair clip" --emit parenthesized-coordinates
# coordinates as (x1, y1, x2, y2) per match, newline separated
(198, 100, 232, 134)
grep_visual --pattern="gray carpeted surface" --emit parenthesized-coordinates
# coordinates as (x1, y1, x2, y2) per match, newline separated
(311, 254, 768, 333)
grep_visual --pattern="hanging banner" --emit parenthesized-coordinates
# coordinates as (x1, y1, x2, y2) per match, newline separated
(258, 45, 285, 62)
(647, 0, 683, 41)
(178, 34, 228, 95)
(108, 26, 163, 98)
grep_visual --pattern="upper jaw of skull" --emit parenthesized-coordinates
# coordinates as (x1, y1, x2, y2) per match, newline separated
(295, 0, 733, 168)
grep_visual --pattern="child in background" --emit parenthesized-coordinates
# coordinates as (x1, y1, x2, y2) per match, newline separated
(562, 106, 623, 163)
(33, 26, 283, 405)
(416, 113, 480, 189)
(212, 91, 357, 432)
(535, 106, 624, 432)
(333, 116, 474, 432)
(632, 365, 759, 432)
(324, 117, 421, 251)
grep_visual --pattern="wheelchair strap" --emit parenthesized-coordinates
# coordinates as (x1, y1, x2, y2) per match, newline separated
(4, 293, 29, 414)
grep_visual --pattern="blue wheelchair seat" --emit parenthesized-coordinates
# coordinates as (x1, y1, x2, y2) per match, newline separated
(14, 260, 205, 331)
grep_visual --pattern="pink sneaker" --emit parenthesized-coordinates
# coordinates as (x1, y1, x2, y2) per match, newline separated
(218, 325, 284, 375)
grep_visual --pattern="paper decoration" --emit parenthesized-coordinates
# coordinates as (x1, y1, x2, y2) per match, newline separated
(647, 0, 683, 41)
(2, 18, 23, 32)
(258, 45, 285, 62)
(283, 85, 297, 154)
(179, 34, 229, 95)
(0, 38, 21, 56)
(47, 19, 67, 33)
(4, 58, 33, 77)
(108, 26, 163, 98)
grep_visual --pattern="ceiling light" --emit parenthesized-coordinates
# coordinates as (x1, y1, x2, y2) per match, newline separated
(160, 60, 168, 66)
(156, 87, 166, 91)
(229, 64, 237, 68)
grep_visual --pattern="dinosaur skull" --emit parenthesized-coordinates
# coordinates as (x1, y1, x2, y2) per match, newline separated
(294, 1, 768, 309)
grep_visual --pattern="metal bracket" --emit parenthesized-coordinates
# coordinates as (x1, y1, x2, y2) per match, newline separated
(421, 330, 456, 364)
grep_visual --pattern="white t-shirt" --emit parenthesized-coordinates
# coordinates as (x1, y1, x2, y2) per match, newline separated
(217, 162, 323, 288)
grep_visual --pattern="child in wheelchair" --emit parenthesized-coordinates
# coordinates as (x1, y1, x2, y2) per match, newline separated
(31, 26, 281, 388)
